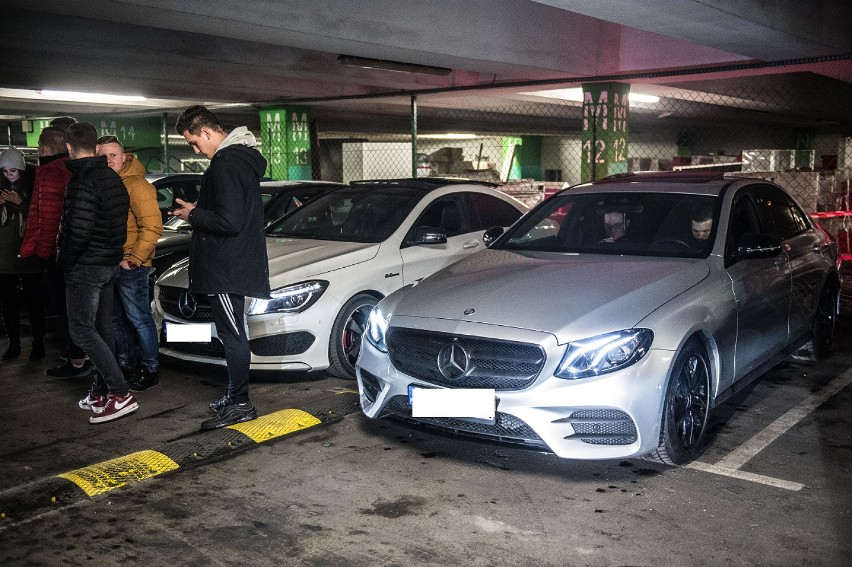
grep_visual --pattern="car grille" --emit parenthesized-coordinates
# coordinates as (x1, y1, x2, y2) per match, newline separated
(159, 286, 214, 322)
(386, 328, 545, 390)
(383, 395, 546, 448)
(250, 332, 315, 356)
(561, 409, 637, 445)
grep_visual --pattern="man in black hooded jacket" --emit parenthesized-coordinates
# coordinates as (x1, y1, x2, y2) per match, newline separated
(171, 105, 270, 430)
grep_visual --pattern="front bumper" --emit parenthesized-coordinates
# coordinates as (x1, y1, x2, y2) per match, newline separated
(356, 327, 675, 460)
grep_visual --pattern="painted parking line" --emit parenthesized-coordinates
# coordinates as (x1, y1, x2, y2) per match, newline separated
(688, 369, 852, 491)
(0, 391, 361, 525)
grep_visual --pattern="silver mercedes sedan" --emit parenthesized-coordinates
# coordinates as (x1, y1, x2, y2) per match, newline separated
(356, 172, 839, 465)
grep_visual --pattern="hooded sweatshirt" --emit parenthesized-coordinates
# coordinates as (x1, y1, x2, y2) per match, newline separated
(186, 127, 270, 298)
(119, 154, 163, 266)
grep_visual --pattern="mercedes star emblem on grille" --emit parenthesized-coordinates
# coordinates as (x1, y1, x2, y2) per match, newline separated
(437, 340, 470, 381)
(178, 291, 197, 318)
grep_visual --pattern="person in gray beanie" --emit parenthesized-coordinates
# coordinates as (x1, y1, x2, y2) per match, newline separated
(0, 147, 45, 360)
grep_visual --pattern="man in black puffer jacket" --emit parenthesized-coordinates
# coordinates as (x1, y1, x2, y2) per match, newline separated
(58, 122, 136, 424)
(171, 105, 270, 431)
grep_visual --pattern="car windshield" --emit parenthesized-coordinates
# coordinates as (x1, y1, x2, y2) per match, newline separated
(267, 186, 424, 243)
(498, 191, 719, 258)
(163, 189, 284, 232)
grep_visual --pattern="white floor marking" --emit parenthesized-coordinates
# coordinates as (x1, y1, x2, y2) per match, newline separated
(686, 461, 804, 491)
(715, 369, 852, 470)
(689, 368, 852, 490)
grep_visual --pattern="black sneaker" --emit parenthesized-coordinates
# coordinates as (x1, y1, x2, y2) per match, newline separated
(209, 394, 233, 414)
(128, 367, 159, 392)
(45, 360, 93, 379)
(120, 364, 138, 382)
(200, 402, 257, 431)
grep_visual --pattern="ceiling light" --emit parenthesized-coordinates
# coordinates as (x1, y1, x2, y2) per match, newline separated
(337, 55, 451, 76)
(40, 90, 147, 103)
(522, 88, 659, 104)
(0, 88, 147, 105)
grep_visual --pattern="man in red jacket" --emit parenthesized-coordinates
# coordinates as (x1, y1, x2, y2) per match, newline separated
(19, 126, 92, 378)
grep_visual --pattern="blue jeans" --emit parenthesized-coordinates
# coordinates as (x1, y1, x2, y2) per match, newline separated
(65, 264, 128, 395)
(112, 265, 159, 370)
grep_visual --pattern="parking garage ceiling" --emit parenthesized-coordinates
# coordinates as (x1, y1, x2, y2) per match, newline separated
(2, 0, 851, 129)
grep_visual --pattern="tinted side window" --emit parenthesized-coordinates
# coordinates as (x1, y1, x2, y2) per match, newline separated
(753, 185, 805, 241)
(406, 195, 469, 240)
(726, 193, 762, 256)
(469, 193, 522, 230)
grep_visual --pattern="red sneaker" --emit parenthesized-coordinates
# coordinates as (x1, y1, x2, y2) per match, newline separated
(89, 393, 138, 424)
(78, 390, 107, 413)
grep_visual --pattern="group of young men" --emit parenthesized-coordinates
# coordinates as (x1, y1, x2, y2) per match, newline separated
(24, 106, 268, 429)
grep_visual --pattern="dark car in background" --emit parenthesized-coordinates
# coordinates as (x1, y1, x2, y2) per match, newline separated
(151, 180, 345, 293)
(146, 173, 203, 223)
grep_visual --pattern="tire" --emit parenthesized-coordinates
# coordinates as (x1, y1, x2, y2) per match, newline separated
(327, 293, 378, 379)
(795, 281, 839, 362)
(647, 338, 711, 466)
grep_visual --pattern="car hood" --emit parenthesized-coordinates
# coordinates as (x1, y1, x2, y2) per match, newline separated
(391, 249, 710, 342)
(156, 231, 192, 253)
(156, 237, 380, 289)
(266, 238, 379, 284)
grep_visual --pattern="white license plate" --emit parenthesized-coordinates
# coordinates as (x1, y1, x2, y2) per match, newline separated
(409, 385, 496, 420)
(165, 322, 213, 342)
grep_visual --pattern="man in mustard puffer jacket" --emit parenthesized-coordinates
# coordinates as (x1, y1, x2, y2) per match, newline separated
(97, 135, 163, 391)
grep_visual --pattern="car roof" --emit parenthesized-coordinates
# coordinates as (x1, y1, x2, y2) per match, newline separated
(259, 180, 346, 192)
(564, 171, 745, 197)
(349, 177, 499, 194)
(145, 173, 202, 183)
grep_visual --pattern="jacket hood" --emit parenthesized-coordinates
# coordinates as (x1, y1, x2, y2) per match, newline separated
(118, 154, 147, 180)
(392, 249, 710, 342)
(216, 127, 266, 177)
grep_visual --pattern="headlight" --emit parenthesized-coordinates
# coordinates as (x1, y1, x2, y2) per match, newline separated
(365, 305, 390, 353)
(248, 280, 328, 315)
(555, 329, 653, 380)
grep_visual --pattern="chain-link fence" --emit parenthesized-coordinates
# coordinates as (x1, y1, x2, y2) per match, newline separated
(284, 57, 852, 216)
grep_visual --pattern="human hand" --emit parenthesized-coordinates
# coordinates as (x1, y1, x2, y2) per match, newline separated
(170, 198, 195, 221)
(0, 190, 20, 205)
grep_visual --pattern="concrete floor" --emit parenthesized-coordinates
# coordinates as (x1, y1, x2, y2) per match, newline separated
(0, 320, 850, 566)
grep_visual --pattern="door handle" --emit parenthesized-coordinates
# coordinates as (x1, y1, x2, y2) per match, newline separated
(463, 241, 480, 249)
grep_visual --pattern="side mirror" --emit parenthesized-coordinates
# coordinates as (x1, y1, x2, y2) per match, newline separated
(413, 226, 447, 245)
(483, 226, 505, 247)
(735, 232, 782, 259)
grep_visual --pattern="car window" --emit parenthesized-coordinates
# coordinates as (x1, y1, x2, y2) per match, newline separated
(468, 192, 523, 230)
(406, 195, 469, 239)
(752, 185, 808, 241)
(498, 192, 717, 258)
(154, 178, 201, 209)
(725, 192, 763, 256)
(267, 187, 423, 243)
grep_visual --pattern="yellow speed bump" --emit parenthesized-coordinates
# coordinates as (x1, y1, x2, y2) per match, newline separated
(57, 450, 180, 497)
(227, 408, 321, 443)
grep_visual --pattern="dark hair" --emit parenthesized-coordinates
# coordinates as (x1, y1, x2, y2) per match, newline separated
(97, 135, 123, 149)
(38, 126, 68, 155)
(175, 105, 224, 136)
(50, 116, 77, 131)
(691, 205, 713, 223)
(65, 122, 98, 153)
